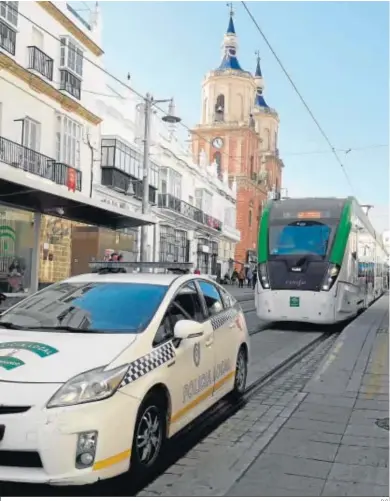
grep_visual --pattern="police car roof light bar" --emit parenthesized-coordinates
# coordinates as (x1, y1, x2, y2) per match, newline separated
(88, 261, 194, 275)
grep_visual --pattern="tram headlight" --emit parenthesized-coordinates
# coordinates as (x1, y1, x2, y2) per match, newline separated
(258, 263, 270, 289)
(321, 263, 340, 291)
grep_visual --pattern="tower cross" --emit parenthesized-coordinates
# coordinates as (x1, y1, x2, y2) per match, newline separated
(226, 2, 234, 16)
(255, 50, 261, 61)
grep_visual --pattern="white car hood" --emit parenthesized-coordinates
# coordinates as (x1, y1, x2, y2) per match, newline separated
(0, 329, 138, 383)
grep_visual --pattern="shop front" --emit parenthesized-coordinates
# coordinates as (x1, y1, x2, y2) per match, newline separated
(0, 164, 156, 294)
(197, 238, 219, 276)
(159, 225, 189, 263)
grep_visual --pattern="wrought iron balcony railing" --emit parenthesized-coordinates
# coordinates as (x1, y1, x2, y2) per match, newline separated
(158, 193, 222, 232)
(27, 46, 54, 81)
(59, 69, 81, 100)
(0, 135, 82, 191)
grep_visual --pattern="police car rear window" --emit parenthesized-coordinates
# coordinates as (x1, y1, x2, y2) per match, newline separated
(1, 282, 168, 333)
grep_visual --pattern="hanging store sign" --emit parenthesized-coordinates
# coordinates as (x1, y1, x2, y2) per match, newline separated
(99, 196, 129, 212)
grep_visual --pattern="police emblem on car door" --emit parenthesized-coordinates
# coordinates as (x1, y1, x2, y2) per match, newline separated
(160, 281, 215, 435)
(197, 281, 237, 399)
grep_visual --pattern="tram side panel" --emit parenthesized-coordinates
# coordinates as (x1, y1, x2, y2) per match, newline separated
(333, 230, 362, 320)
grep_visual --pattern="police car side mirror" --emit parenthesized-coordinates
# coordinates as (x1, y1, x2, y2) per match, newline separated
(174, 319, 204, 340)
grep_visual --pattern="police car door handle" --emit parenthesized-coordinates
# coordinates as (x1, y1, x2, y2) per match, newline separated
(205, 338, 213, 347)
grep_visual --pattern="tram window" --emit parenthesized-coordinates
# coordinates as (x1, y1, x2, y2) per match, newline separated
(197, 280, 223, 317)
(269, 221, 332, 256)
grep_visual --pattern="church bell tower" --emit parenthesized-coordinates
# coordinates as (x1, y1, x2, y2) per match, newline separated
(191, 6, 283, 265)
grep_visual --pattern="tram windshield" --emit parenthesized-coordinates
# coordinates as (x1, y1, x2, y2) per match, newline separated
(269, 221, 332, 257)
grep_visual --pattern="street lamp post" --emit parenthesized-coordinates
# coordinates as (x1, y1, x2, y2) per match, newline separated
(140, 94, 181, 263)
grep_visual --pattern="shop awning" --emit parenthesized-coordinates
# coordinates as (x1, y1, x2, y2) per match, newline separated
(0, 165, 156, 229)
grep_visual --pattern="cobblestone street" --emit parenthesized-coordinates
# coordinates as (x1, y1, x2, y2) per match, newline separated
(138, 296, 389, 497)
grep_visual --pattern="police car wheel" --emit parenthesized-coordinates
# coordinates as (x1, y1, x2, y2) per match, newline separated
(131, 395, 166, 473)
(231, 348, 247, 399)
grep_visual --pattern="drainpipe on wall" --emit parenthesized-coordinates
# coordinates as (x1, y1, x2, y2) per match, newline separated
(87, 134, 95, 198)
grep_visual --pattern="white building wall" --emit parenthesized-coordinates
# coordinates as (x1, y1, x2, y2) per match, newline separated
(93, 79, 240, 274)
(0, 1, 104, 199)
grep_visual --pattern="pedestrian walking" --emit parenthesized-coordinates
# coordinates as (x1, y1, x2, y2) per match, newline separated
(238, 269, 245, 288)
(247, 268, 253, 288)
(252, 270, 257, 290)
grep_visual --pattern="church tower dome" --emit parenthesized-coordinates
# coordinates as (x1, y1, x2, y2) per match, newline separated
(254, 52, 269, 109)
(217, 8, 244, 72)
(198, 5, 256, 126)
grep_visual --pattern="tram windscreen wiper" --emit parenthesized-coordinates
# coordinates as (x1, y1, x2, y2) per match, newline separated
(294, 256, 309, 267)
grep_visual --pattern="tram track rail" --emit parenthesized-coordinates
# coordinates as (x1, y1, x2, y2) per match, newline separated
(123, 327, 342, 496)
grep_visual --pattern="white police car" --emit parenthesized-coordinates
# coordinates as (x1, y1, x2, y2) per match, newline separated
(0, 262, 250, 485)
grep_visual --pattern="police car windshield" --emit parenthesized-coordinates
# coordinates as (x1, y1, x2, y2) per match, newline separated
(0, 282, 168, 334)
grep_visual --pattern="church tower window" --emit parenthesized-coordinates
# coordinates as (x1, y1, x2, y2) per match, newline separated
(214, 94, 225, 122)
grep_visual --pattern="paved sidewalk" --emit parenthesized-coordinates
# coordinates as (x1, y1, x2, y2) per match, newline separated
(227, 295, 389, 497)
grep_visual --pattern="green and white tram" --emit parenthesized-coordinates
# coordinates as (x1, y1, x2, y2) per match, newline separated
(255, 197, 388, 324)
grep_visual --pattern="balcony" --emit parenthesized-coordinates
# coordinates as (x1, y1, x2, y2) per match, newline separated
(59, 69, 81, 100)
(0, 19, 16, 55)
(0, 136, 82, 191)
(27, 46, 54, 81)
(101, 166, 157, 205)
(158, 194, 222, 232)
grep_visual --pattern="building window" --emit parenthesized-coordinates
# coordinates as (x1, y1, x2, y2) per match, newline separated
(0, 1, 18, 26)
(264, 128, 270, 150)
(100, 137, 159, 189)
(60, 36, 83, 78)
(59, 69, 81, 100)
(23, 117, 41, 152)
(170, 169, 182, 199)
(197, 237, 210, 274)
(159, 225, 187, 263)
(249, 209, 252, 227)
(56, 114, 81, 169)
(250, 155, 254, 179)
(195, 188, 212, 214)
(0, 17, 16, 55)
(214, 94, 225, 121)
(159, 167, 167, 194)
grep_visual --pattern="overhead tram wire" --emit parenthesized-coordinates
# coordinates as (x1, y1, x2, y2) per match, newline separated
(241, 1, 356, 195)
(7, 3, 146, 102)
(12, 4, 380, 181)
(10, 4, 250, 176)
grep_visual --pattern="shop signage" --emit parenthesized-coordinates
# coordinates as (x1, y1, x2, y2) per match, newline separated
(100, 196, 128, 212)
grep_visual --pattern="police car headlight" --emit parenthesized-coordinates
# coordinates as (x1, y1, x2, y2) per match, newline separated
(46, 364, 129, 408)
